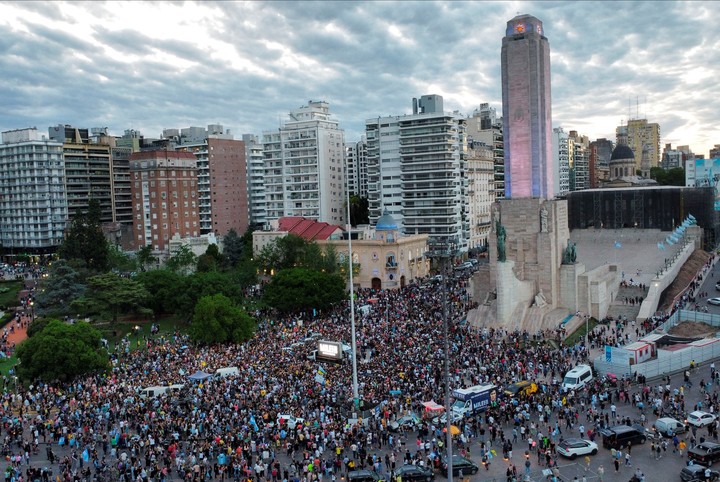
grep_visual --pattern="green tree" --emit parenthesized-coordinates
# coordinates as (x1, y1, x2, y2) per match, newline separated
(26, 317, 53, 338)
(263, 268, 345, 312)
(165, 245, 197, 275)
(136, 245, 157, 272)
(58, 199, 109, 271)
(222, 229, 245, 268)
(15, 320, 108, 382)
(175, 271, 244, 319)
(34, 261, 85, 316)
(134, 270, 182, 318)
(72, 272, 151, 323)
(348, 195, 370, 226)
(189, 294, 256, 344)
(197, 244, 223, 272)
(108, 245, 137, 273)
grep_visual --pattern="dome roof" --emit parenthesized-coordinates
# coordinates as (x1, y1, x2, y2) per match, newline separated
(610, 144, 635, 161)
(376, 209, 398, 231)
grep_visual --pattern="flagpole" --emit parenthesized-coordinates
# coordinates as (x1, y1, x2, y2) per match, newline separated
(346, 160, 360, 408)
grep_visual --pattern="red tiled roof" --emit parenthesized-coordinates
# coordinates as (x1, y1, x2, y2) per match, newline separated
(277, 217, 343, 241)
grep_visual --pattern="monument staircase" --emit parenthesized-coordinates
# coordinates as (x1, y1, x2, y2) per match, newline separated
(605, 284, 648, 322)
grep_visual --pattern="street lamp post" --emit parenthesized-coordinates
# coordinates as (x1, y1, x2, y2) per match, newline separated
(425, 238, 459, 482)
(345, 161, 360, 408)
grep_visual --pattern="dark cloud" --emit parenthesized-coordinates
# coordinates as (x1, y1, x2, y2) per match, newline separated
(0, 0, 718, 156)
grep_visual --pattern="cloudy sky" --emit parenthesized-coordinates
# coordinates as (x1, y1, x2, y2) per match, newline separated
(1, 1, 718, 156)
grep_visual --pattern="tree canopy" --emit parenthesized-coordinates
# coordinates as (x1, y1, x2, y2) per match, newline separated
(257, 235, 340, 274)
(34, 261, 85, 317)
(72, 272, 151, 323)
(15, 320, 108, 382)
(263, 268, 346, 312)
(348, 195, 370, 226)
(650, 167, 685, 186)
(58, 199, 109, 272)
(189, 294, 256, 344)
(134, 269, 183, 318)
(165, 245, 197, 275)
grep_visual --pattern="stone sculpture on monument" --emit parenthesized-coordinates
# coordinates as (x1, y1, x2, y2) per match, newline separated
(563, 241, 577, 264)
(496, 221, 507, 262)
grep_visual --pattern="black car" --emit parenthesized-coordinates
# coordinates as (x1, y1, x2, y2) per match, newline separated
(599, 424, 647, 449)
(689, 442, 720, 466)
(348, 470, 384, 482)
(681, 465, 720, 482)
(440, 455, 479, 477)
(394, 464, 434, 482)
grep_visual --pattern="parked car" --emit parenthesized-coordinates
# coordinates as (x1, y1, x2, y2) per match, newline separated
(681, 464, 720, 482)
(394, 465, 434, 482)
(688, 411, 717, 427)
(653, 417, 687, 437)
(276, 414, 305, 430)
(708, 298, 720, 306)
(504, 380, 538, 398)
(599, 424, 647, 449)
(556, 438, 598, 459)
(715, 282, 720, 292)
(440, 455, 479, 477)
(688, 442, 720, 466)
(389, 413, 421, 432)
(348, 470, 384, 482)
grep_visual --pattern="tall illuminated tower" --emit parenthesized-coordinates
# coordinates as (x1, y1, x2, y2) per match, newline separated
(501, 14, 554, 199)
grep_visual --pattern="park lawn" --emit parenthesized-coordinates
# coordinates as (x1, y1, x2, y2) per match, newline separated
(102, 315, 188, 351)
(0, 280, 23, 310)
(0, 354, 18, 378)
(563, 318, 599, 347)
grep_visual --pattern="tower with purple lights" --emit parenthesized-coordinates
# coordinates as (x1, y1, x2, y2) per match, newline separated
(501, 14, 554, 199)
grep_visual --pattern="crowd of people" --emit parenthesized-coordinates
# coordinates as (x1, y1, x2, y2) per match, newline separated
(0, 261, 717, 482)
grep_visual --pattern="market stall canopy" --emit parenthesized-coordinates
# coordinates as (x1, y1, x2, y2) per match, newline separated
(421, 400, 444, 412)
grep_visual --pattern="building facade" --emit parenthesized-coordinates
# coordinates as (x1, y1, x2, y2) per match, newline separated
(589, 138, 614, 188)
(501, 14, 554, 199)
(345, 138, 369, 198)
(466, 103, 505, 200)
(366, 95, 469, 252)
(615, 119, 661, 171)
(0, 128, 68, 255)
(552, 127, 570, 196)
(262, 101, 346, 225)
(466, 145, 495, 249)
(129, 150, 200, 251)
(49, 125, 114, 223)
(243, 134, 267, 228)
(568, 130, 590, 191)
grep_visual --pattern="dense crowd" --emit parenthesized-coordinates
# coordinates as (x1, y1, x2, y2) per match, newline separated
(0, 265, 718, 482)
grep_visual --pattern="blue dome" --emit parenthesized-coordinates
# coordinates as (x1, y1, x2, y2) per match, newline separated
(376, 209, 398, 231)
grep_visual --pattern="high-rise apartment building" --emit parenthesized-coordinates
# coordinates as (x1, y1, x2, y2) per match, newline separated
(466, 104, 505, 200)
(589, 138, 614, 188)
(710, 145, 720, 159)
(49, 125, 114, 223)
(552, 128, 570, 196)
(243, 134, 267, 228)
(262, 101, 346, 224)
(466, 144, 495, 249)
(568, 130, 590, 191)
(661, 143, 684, 170)
(129, 150, 199, 251)
(366, 95, 468, 251)
(615, 119, 660, 171)
(110, 146, 133, 224)
(345, 138, 369, 199)
(501, 14, 554, 199)
(170, 126, 249, 236)
(0, 128, 68, 255)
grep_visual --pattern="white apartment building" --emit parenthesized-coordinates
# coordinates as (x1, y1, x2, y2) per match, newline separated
(345, 138, 369, 198)
(262, 101, 346, 225)
(243, 134, 267, 227)
(466, 103, 505, 200)
(552, 127, 570, 196)
(466, 145, 495, 249)
(569, 130, 590, 191)
(0, 128, 68, 254)
(366, 95, 469, 252)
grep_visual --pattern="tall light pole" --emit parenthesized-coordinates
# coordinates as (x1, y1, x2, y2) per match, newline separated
(426, 238, 457, 482)
(346, 162, 360, 408)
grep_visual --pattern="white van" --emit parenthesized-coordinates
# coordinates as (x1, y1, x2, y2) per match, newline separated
(562, 365, 593, 391)
(139, 384, 185, 399)
(215, 367, 239, 378)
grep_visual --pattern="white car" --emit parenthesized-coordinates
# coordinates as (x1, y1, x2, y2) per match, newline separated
(556, 438, 598, 459)
(688, 411, 717, 427)
(277, 414, 305, 430)
(708, 298, 720, 306)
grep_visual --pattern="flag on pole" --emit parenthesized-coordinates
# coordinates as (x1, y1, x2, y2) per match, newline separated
(657, 242, 665, 251)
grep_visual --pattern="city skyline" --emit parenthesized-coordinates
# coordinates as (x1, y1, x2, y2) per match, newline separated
(1, 1, 719, 157)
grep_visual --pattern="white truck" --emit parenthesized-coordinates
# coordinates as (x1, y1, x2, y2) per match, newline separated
(451, 384, 499, 419)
